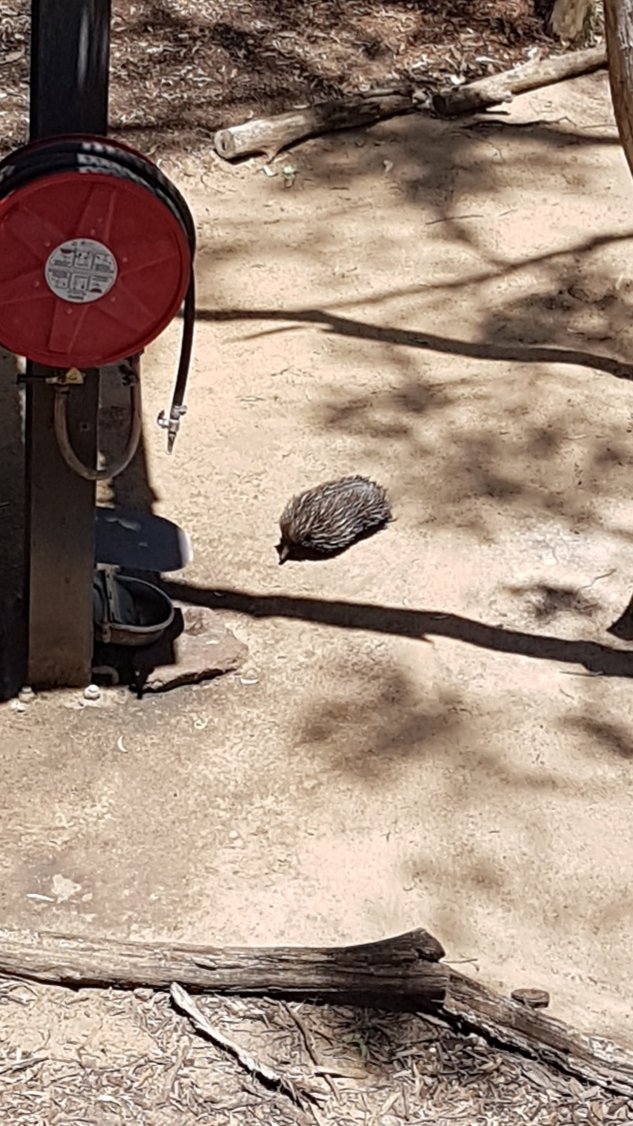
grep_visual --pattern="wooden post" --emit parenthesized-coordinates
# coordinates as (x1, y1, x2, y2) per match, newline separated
(25, 0, 111, 687)
(604, 1, 633, 175)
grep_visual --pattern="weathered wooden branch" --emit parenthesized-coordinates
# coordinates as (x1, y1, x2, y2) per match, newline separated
(432, 43, 606, 117)
(0, 927, 446, 1004)
(213, 91, 414, 162)
(0, 927, 632, 1095)
(446, 970, 633, 1098)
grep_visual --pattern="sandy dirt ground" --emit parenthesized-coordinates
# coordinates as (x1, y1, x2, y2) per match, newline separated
(2, 68, 633, 1121)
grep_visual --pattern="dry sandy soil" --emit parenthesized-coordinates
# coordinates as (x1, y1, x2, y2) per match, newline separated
(1, 13, 633, 1125)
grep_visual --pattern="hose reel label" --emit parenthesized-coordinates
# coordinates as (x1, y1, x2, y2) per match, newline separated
(44, 238, 118, 304)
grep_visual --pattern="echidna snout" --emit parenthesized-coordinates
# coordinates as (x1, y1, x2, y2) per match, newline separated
(276, 540, 291, 565)
(277, 475, 391, 563)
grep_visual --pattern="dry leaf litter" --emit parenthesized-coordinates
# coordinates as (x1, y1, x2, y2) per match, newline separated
(0, 983, 631, 1124)
(0, 0, 600, 158)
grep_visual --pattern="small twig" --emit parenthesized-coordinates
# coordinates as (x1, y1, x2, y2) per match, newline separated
(164, 1043, 188, 1096)
(576, 569, 617, 593)
(170, 983, 321, 1108)
(314, 1063, 366, 1079)
(0, 1054, 47, 1076)
(285, 1002, 343, 1101)
(425, 213, 484, 226)
(284, 1002, 321, 1066)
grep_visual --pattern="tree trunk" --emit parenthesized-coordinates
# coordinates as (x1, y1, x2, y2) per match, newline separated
(549, 0, 596, 41)
(604, 0, 633, 184)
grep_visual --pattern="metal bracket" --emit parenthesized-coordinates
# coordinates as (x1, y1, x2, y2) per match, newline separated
(46, 367, 86, 386)
(17, 363, 59, 384)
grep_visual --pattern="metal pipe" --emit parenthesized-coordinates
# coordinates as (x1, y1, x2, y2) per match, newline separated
(53, 377, 142, 481)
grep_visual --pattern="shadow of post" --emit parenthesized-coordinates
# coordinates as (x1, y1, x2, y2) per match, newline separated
(96, 371, 193, 689)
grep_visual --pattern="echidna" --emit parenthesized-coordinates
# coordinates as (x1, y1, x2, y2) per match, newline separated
(276, 475, 392, 563)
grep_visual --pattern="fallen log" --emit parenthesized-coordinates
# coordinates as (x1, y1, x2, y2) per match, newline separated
(213, 90, 414, 162)
(432, 43, 606, 117)
(0, 927, 446, 1004)
(0, 927, 632, 1096)
(446, 970, 633, 1098)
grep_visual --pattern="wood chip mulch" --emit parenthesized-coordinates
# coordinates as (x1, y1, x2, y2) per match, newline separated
(1, 1, 578, 157)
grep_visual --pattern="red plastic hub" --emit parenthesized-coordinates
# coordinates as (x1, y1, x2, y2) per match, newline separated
(0, 168, 191, 368)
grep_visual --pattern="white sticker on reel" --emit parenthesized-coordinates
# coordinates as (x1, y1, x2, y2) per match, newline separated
(45, 237, 118, 303)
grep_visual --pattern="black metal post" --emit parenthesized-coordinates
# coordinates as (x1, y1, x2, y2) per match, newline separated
(25, 0, 111, 687)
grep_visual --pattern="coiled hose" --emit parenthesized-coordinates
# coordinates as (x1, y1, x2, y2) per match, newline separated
(0, 134, 196, 467)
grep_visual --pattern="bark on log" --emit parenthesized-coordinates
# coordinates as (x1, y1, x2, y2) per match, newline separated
(0, 928, 446, 1003)
(446, 970, 633, 1098)
(604, 0, 633, 182)
(213, 91, 414, 161)
(432, 44, 606, 117)
(0, 927, 633, 1095)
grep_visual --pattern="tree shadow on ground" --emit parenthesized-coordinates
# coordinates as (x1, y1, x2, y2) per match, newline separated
(161, 575, 633, 975)
(161, 581, 633, 679)
(194, 296, 633, 381)
(567, 715, 633, 759)
(504, 580, 601, 624)
(189, 166, 633, 542)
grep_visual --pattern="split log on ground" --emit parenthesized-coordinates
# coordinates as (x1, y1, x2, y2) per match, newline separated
(0, 928, 446, 1004)
(1, 928, 633, 1095)
(446, 969, 633, 1098)
(432, 43, 606, 117)
(213, 91, 414, 161)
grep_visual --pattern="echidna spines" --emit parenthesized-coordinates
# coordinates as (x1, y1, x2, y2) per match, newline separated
(277, 474, 391, 563)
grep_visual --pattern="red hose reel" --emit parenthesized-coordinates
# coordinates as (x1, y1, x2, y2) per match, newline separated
(0, 135, 194, 370)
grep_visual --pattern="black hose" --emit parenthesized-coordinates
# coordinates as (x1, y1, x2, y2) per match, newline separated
(0, 134, 196, 453)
